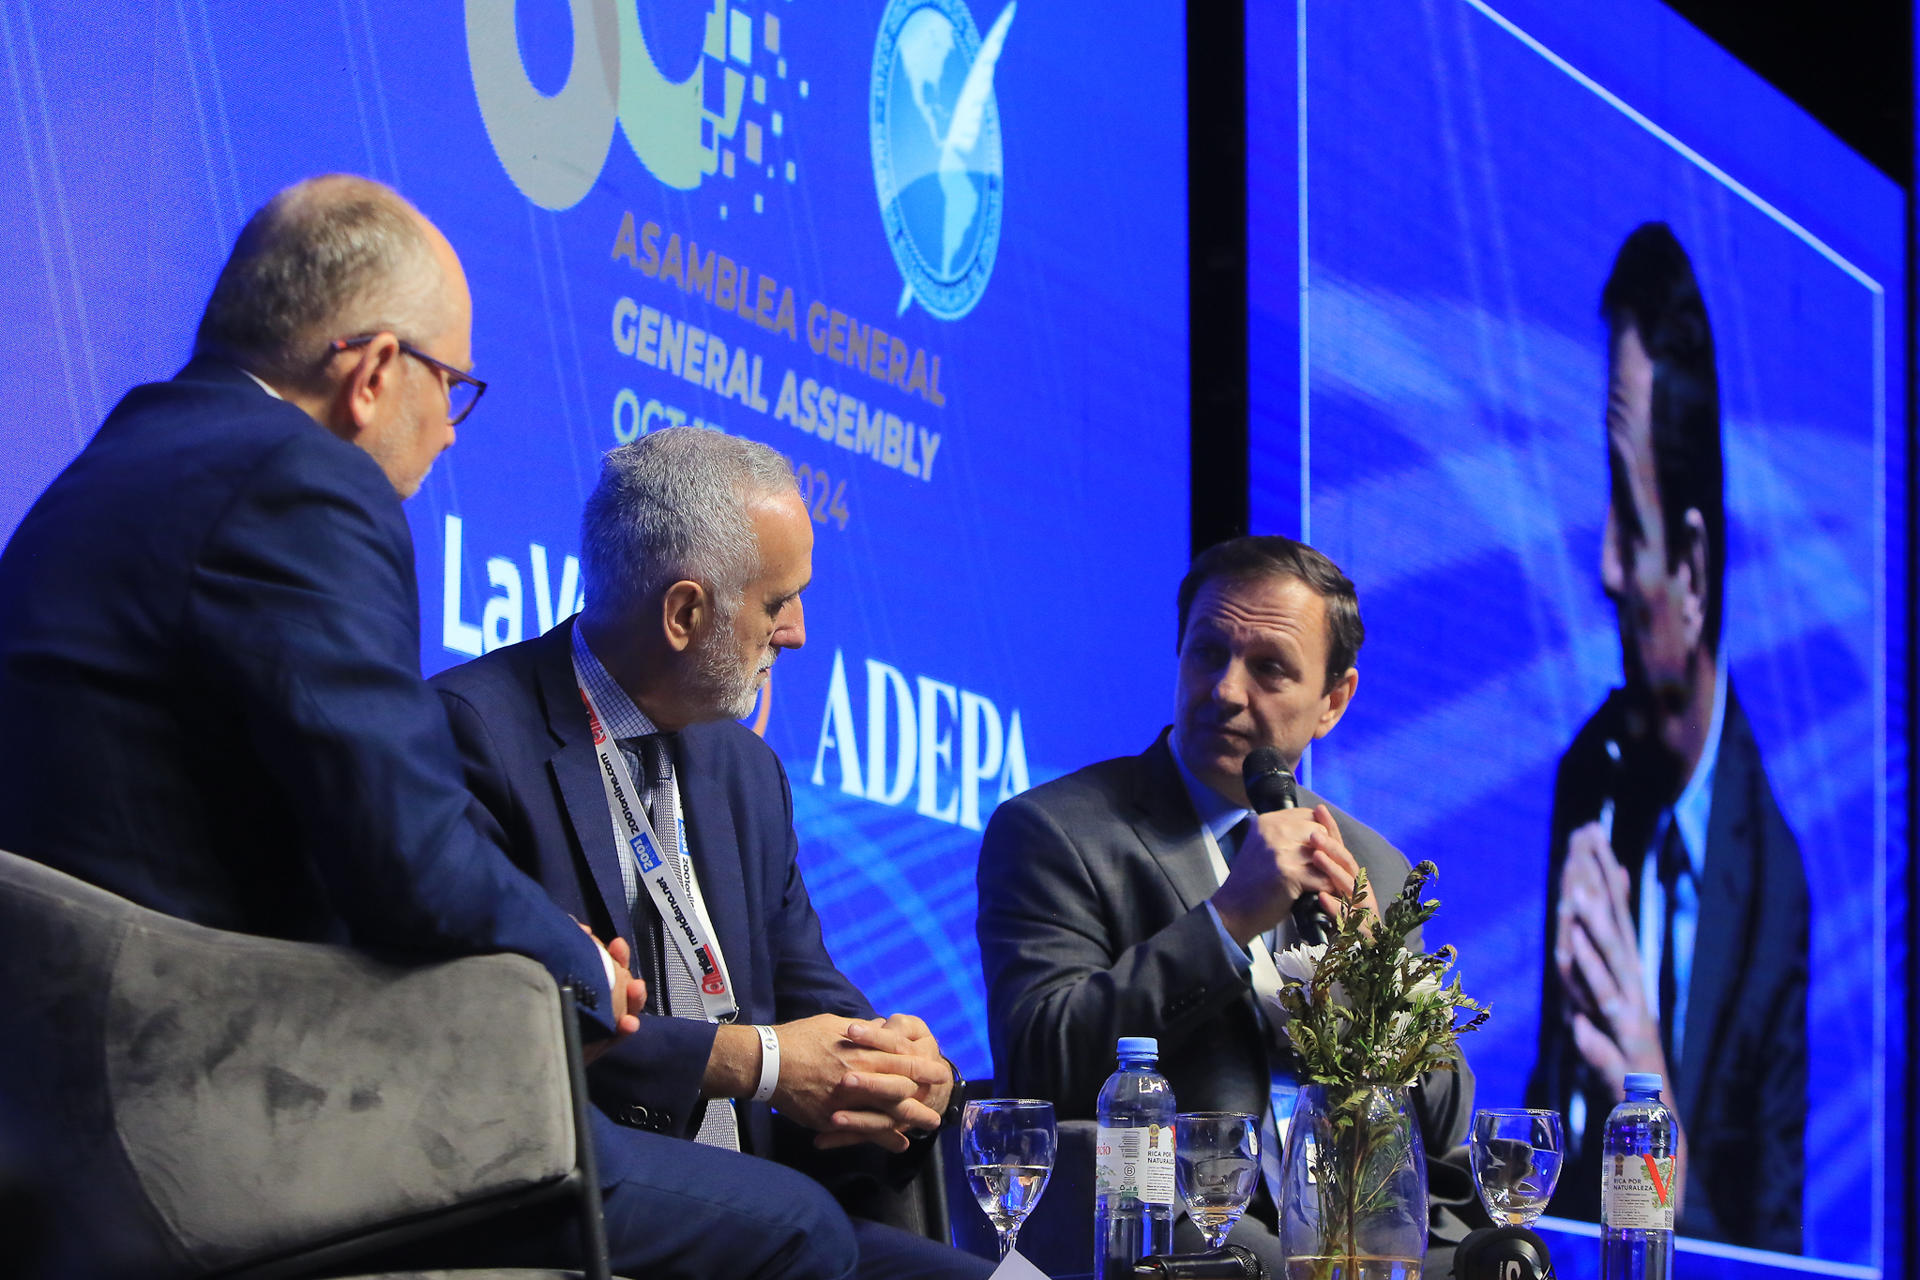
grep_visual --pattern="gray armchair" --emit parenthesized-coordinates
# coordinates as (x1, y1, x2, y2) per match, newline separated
(0, 848, 612, 1280)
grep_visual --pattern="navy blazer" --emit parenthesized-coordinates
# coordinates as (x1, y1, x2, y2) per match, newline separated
(1527, 684, 1807, 1249)
(432, 620, 874, 1163)
(0, 359, 609, 1015)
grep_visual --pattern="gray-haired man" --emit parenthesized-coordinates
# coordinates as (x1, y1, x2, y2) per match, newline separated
(433, 426, 990, 1279)
(0, 174, 656, 1274)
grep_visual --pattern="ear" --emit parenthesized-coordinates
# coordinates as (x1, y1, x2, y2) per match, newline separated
(1679, 507, 1710, 650)
(660, 580, 710, 653)
(1315, 666, 1359, 739)
(337, 334, 404, 437)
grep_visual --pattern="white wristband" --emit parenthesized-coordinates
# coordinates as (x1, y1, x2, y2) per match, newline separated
(752, 1024, 780, 1104)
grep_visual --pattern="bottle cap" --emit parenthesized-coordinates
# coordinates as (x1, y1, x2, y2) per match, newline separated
(1623, 1072, 1663, 1095)
(1117, 1036, 1158, 1059)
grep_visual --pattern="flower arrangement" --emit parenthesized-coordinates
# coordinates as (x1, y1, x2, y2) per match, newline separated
(1272, 858, 1488, 1089)
(1270, 859, 1488, 1272)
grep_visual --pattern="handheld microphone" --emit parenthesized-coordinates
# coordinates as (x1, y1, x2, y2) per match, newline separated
(1240, 748, 1330, 945)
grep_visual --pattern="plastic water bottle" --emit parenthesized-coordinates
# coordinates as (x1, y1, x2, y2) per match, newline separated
(1601, 1072, 1677, 1280)
(1095, 1036, 1176, 1279)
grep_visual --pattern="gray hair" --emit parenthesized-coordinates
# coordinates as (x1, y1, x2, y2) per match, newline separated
(194, 174, 447, 389)
(580, 427, 799, 625)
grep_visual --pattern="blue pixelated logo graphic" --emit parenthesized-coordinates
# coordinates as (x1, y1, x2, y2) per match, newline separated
(870, 0, 1015, 320)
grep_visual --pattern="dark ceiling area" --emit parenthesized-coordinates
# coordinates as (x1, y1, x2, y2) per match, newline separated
(1662, 0, 1911, 183)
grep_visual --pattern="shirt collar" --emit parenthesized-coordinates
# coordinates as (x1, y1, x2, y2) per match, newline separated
(1669, 650, 1729, 879)
(239, 368, 285, 401)
(1168, 728, 1253, 843)
(571, 625, 661, 742)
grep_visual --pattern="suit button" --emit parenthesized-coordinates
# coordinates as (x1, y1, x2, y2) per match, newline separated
(616, 1104, 652, 1129)
(573, 981, 599, 1012)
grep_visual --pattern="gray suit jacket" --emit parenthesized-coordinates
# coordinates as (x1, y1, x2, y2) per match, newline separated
(976, 731, 1473, 1161)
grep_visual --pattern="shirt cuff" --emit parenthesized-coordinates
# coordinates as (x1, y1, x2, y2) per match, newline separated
(1204, 900, 1254, 971)
(598, 942, 619, 1003)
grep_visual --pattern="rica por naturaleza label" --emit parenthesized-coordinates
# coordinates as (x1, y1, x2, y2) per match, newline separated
(1601, 1152, 1677, 1230)
(1095, 1124, 1176, 1205)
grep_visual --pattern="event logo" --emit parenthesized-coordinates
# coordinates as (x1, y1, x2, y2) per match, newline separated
(468, 0, 791, 209)
(811, 649, 1030, 830)
(869, 0, 1015, 320)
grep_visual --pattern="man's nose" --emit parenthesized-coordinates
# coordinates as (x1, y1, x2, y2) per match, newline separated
(777, 598, 806, 650)
(1211, 660, 1248, 707)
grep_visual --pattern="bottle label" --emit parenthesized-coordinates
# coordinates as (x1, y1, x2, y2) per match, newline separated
(1096, 1123, 1177, 1205)
(1601, 1152, 1677, 1230)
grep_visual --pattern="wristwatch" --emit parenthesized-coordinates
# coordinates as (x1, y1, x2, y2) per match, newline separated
(907, 1055, 967, 1141)
(939, 1054, 967, 1127)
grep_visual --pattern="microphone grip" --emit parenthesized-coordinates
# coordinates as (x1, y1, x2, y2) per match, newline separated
(1239, 754, 1334, 946)
(1267, 776, 1331, 943)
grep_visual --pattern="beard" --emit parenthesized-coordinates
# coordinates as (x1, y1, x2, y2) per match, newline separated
(691, 622, 767, 722)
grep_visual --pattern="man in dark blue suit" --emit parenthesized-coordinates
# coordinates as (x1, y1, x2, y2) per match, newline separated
(1526, 223, 1807, 1249)
(0, 174, 625, 1005)
(433, 427, 990, 1280)
(0, 176, 871, 1280)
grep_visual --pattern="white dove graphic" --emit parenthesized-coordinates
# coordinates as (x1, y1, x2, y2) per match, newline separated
(897, 2, 1015, 316)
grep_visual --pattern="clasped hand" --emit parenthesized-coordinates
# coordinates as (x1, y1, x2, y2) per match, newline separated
(581, 927, 648, 1065)
(1555, 823, 1670, 1086)
(773, 1012, 953, 1153)
(1555, 822, 1689, 1210)
(1212, 804, 1377, 947)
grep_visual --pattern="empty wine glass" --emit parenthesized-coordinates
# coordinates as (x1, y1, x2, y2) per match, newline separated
(1469, 1108, 1565, 1227)
(962, 1098, 1055, 1259)
(1175, 1111, 1261, 1250)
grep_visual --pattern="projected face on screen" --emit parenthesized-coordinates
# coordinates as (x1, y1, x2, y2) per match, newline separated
(1602, 323, 1710, 786)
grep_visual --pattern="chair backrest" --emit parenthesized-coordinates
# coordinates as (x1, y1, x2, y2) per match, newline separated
(0, 849, 581, 1279)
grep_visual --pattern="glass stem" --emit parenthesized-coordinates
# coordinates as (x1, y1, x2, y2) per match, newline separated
(999, 1224, 1020, 1259)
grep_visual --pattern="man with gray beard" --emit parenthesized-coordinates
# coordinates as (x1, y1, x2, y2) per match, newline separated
(433, 426, 987, 1279)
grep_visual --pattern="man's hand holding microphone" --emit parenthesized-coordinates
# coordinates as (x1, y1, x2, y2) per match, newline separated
(1211, 747, 1380, 949)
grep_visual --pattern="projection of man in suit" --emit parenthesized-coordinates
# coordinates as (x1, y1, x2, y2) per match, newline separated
(1527, 222, 1807, 1250)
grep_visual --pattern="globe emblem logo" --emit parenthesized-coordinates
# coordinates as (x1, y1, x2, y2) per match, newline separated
(870, 0, 1015, 321)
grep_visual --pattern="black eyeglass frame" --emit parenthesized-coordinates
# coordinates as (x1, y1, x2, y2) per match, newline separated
(328, 334, 488, 426)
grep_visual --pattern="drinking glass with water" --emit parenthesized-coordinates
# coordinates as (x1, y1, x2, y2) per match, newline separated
(962, 1098, 1056, 1260)
(1469, 1107, 1566, 1227)
(1174, 1111, 1260, 1250)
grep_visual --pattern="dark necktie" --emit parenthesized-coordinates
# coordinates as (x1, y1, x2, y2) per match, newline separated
(1224, 816, 1251, 864)
(1656, 819, 1688, 1069)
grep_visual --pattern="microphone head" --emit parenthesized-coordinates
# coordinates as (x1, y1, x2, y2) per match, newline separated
(1241, 746, 1297, 813)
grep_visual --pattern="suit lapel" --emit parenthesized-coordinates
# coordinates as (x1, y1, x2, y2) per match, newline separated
(536, 621, 636, 947)
(1130, 734, 1221, 912)
(674, 726, 756, 1019)
(1676, 690, 1755, 1126)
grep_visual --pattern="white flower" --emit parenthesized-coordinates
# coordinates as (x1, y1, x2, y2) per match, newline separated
(1273, 943, 1327, 985)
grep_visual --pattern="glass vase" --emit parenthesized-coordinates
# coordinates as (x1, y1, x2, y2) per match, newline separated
(1277, 1082, 1429, 1280)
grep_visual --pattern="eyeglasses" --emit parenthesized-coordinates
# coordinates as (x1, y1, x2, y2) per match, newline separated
(328, 334, 488, 426)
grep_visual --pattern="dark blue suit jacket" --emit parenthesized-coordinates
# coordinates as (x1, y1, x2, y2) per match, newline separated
(0, 359, 609, 1015)
(432, 620, 874, 1171)
(1527, 684, 1806, 1250)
